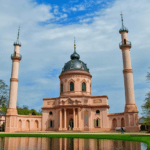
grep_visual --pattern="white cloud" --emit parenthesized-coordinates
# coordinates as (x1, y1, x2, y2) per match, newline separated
(1, 0, 150, 117)
(62, 7, 67, 12)
(78, 4, 85, 10)
(53, 5, 59, 15)
(65, 3, 86, 12)
(70, 7, 77, 11)
(79, 18, 92, 23)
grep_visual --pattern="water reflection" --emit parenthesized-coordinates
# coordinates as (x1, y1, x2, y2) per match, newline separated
(0, 137, 147, 150)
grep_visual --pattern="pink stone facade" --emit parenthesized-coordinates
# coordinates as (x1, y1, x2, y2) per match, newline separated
(5, 22, 140, 132)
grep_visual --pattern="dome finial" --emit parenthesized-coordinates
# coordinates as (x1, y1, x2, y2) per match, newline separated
(120, 12, 124, 28)
(74, 37, 76, 52)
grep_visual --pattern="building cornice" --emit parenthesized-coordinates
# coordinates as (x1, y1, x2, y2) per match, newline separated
(108, 112, 124, 116)
(43, 95, 108, 100)
(17, 115, 42, 118)
(42, 104, 110, 109)
(59, 70, 92, 79)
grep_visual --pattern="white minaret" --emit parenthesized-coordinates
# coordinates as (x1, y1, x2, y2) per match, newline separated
(5, 27, 22, 132)
(119, 13, 139, 132)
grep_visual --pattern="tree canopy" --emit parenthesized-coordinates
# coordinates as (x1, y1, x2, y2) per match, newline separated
(0, 79, 9, 107)
(141, 70, 150, 132)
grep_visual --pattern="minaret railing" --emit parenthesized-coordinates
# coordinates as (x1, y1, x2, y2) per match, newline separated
(119, 40, 131, 48)
(11, 53, 22, 60)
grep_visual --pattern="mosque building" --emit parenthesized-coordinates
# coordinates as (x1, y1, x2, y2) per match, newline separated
(5, 15, 140, 132)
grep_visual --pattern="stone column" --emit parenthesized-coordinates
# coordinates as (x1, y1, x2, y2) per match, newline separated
(73, 108, 76, 130)
(78, 108, 81, 130)
(76, 108, 78, 129)
(64, 108, 67, 130)
(59, 109, 62, 130)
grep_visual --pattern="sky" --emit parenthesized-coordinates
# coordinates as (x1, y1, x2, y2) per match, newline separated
(0, 0, 150, 117)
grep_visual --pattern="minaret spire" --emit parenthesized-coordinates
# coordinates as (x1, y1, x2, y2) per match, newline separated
(120, 12, 124, 27)
(14, 26, 21, 46)
(17, 26, 20, 41)
(74, 37, 76, 52)
(119, 12, 128, 33)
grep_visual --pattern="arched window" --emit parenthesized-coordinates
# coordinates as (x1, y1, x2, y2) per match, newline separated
(26, 120, 30, 129)
(84, 111, 88, 125)
(49, 111, 53, 115)
(82, 82, 86, 91)
(49, 120, 54, 128)
(61, 84, 63, 93)
(35, 120, 38, 128)
(112, 118, 117, 129)
(18, 120, 22, 128)
(96, 110, 100, 114)
(96, 119, 98, 126)
(94, 119, 100, 127)
(121, 118, 125, 127)
(70, 82, 74, 91)
(124, 39, 126, 45)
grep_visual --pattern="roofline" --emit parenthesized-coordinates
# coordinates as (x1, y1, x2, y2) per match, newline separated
(43, 95, 108, 100)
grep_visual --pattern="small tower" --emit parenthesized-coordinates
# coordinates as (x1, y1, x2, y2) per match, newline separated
(5, 27, 22, 132)
(119, 13, 139, 132)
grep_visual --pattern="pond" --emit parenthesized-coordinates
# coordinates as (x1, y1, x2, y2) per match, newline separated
(0, 137, 147, 150)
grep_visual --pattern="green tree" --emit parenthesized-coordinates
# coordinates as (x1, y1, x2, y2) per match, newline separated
(0, 79, 9, 107)
(1, 104, 7, 114)
(141, 70, 150, 132)
(17, 106, 42, 116)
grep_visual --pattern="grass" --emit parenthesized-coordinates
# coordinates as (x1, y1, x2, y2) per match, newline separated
(0, 133, 149, 149)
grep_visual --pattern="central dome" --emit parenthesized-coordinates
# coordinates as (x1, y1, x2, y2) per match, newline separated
(61, 40, 89, 74)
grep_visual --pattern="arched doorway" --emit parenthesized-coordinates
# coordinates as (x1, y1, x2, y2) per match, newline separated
(26, 120, 30, 131)
(34, 120, 38, 130)
(140, 125, 145, 131)
(121, 118, 125, 127)
(69, 118, 73, 130)
(18, 120, 22, 131)
(112, 118, 117, 130)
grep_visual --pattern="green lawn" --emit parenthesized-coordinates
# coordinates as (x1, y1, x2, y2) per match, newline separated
(0, 134, 149, 149)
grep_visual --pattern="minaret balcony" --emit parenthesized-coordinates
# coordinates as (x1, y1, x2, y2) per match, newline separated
(119, 41, 131, 48)
(11, 53, 22, 60)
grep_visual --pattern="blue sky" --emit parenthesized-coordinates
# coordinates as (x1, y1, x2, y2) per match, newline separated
(1, 0, 150, 117)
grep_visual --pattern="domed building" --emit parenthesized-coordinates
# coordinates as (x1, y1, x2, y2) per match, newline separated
(5, 15, 140, 132)
(42, 40, 111, 131)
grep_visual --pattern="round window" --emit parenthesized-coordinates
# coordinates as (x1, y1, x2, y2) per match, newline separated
(96, 110, 100, 114)
(49, 111, 53, 115)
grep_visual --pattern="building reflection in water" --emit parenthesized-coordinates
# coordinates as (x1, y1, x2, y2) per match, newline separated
(0, 137, 145, 150)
